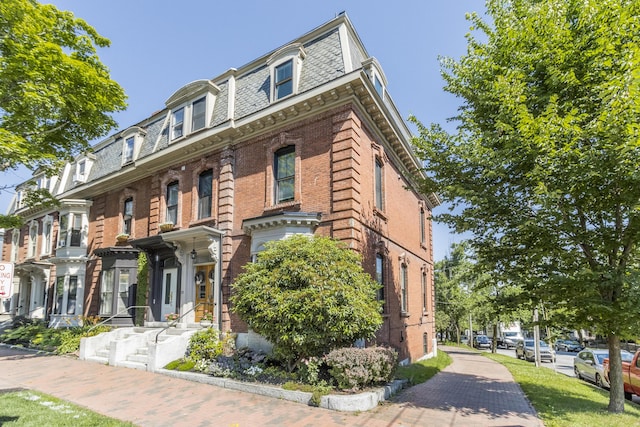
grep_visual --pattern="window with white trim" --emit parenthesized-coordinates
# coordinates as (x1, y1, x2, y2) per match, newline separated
(11, 230, 19, 262)
(191, 97, 206, 132)
(28, 222, 38, 258)
(42, 218, 52, 256)
(53, 275, 78, 315)
(166, 181, 179, 225)
(268, 43, 305, 103)
(400, 263, 408, 314)
(165, 80, 218, 142)
(123, 136, 135, 163)
(171, 107, 184, 140)
(274, 60, 293, 100)
(58, 213, 84, 248)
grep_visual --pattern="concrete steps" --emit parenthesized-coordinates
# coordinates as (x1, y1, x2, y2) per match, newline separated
(80, 325, 203, 372)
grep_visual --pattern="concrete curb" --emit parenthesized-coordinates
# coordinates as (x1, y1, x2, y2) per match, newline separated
(158, 368, 406, 412)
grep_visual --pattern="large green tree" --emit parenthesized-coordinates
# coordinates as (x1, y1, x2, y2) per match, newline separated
(412, 0, 640, 412)
(231, 235, 382, 371)
(0, 0, 126, 225)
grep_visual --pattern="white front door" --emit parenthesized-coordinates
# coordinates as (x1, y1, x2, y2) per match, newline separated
(161, 267, 178, 320)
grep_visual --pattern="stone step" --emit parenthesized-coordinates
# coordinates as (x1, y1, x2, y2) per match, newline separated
(85, 355, 109, 365)
(119, 359, 147, 371)
(96, 349, 110, 359)
(127, 353, 148, 364)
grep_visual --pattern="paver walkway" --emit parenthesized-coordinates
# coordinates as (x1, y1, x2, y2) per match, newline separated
(0, 345, 543, 426)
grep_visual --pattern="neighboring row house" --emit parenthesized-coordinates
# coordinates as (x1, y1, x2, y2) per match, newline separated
(1, 13, 440, 363)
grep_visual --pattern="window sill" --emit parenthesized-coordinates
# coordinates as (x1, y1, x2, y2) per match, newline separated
(401, 312, 410, 318)
(265, 200, 301, 211)
(373, 208, 387, 222)
(190, 218, 216, 227)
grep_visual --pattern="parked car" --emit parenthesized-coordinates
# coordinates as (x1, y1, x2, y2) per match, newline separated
(501, 331, 524, 349)
(515, 339, 556, 362)
(554, 339, 583, 352)
(603, 350, 640, 399)
(473, 335, 491, 349)
(577, 348, 634, 389)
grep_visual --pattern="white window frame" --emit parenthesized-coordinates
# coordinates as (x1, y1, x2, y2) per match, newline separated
(11, 229, 19, 262)
(57, 212, 86, 248)
(41, 215, 53, 256)
(165, 80, 219, 142)
(400, 263, 408, 314)
(363, 58, 388, 101)
(267, 43, 306, 103)
(120, 127, 146, 165)
(28, 221, 38, 258)
(73, 154, 95, 183)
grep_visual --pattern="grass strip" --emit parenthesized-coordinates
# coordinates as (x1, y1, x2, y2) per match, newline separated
(484, 352, 640, 427)
(0, 390, 136, 427)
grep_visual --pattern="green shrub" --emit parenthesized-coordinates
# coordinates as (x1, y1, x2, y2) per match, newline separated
(0, 316, 111, 354)
(186, 328, 223, 362)
(325, 346, 397, 391)
(231, 235, 383, 371)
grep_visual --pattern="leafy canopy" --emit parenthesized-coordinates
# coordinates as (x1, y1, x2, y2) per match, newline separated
(0, 0, 126, 227)
(230, 235, 382, 371)
(411, 0, 640, 412)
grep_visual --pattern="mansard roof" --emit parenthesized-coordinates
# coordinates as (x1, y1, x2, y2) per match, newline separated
(11, 12, 439, 213)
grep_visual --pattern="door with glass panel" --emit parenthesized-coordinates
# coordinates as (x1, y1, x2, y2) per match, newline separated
(161, 267, 178, 320)
(194, 264, 215, 322)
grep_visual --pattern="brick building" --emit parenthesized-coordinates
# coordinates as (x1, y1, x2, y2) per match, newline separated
(2, 13, 439, 363)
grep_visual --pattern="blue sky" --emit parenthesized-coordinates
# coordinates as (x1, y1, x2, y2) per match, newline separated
(1, 0, 485, 260)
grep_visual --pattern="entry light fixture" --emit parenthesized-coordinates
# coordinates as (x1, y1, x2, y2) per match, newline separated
(190, 237, 197, 260)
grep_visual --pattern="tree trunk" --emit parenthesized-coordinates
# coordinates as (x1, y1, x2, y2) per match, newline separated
(608, 335, 625, 413)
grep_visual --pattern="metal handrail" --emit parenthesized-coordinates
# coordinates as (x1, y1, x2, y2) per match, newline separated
(88, 305, 151, 332)
(154, 302, 204, 343)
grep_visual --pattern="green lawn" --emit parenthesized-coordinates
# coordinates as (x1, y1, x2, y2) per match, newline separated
(0, 390, 135, 427)
(395, 350, 452, 385)
(484, 352, 640, 427)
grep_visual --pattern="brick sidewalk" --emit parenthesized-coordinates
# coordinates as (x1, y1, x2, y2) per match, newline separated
(0, 345, 543, 426)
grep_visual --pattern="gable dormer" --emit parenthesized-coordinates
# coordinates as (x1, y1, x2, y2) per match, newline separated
(362, 57, 388, 100)
(120, 126, 147, 165)
(73, 153, 96, 184)
(165, 80, 219, 142)
(267, 43, 306, 102)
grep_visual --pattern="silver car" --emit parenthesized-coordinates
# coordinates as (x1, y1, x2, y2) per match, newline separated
(573, 348, 634, 388)
(515, 339, 556, 363)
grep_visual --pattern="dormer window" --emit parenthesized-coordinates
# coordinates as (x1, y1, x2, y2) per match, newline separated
(363, 58, 388, 101)
(171, 107, 184, 140)
(165, 80, 219, 142)
(268, 43, 306, 102)
(124, 137, 135, 163)
(73, 153, 95, 183)
(274, 60, 293, 100)
(120, 127, 146, 165)
(191, 97, 206, 131)
(77, 160, 86, 178)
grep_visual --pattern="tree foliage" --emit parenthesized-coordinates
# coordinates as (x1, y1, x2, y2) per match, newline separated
(411, 0, 640, 412)
(230, 235, 382, 371)
(0, 0, 127, 227)
(0, 0, 126, 172)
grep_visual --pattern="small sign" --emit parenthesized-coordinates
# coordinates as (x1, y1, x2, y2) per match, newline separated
(0, 262, 14, 299)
